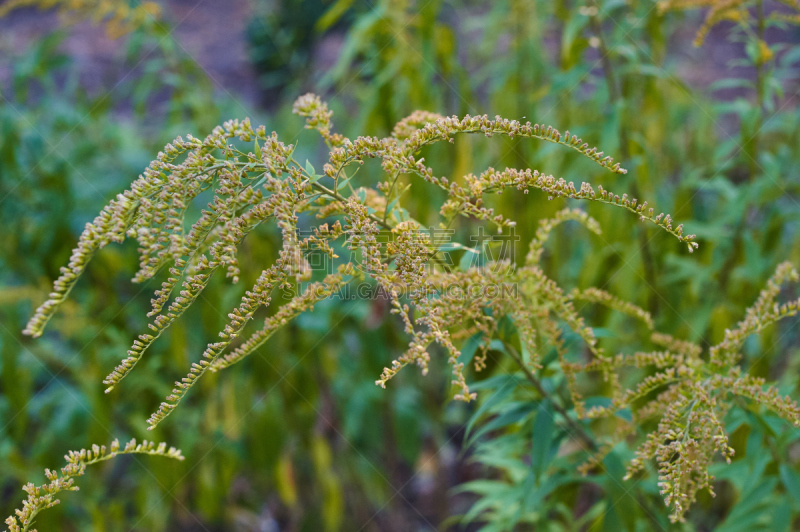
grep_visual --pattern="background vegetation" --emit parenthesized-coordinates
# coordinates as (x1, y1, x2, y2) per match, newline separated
(0, 0, 799, 530)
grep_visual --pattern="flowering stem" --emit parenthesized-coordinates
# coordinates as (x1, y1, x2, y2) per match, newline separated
(502, 340, 598, 452)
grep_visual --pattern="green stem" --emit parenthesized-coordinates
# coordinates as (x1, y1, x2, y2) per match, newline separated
(382, 170, 402, 225)
(503, 341, 598, 451)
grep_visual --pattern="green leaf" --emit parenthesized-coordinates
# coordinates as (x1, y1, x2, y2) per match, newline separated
(302, 160, 322, 183)
(467, 402, 535, 448)
(710, 78, 756, 92)
(531, 400, 555, 480)
(249, 173, 269, 190)
(457, 332, 484, 365)
(464, 380, 515, 441)
(385, 197, 400, 217)
(336, 176, 352, 192)
(780, 464, 800, 502)
(771, 501, 792, 532)
(524, 473, 573, 510)
(316, 0, 354, 32)
(459, 246, 481, 271)
(717, 478, 778, 532)
(497, 315, 516, 342)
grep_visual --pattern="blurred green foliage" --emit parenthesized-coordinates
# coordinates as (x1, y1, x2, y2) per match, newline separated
(246, 0, 332, 94)
(2, 0, 800, 530)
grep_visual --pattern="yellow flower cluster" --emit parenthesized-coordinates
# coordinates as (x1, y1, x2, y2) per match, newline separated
(658, 0, 800, 47)
(0, 0, 161, 38)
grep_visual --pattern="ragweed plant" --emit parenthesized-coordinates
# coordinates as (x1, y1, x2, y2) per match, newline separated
(4, 438, 183, 532)
(0, 0, 161, 38)
(574, 261, 800, 522)
(21, 93, 799, 521)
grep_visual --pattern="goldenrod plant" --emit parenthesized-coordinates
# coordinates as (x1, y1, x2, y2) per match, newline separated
(658, 0, 800, 46)
(22, 93, 800, 522)
(5, 439, 183, 532)
(0, 0, 161, 38)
